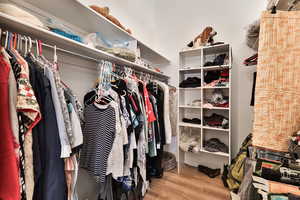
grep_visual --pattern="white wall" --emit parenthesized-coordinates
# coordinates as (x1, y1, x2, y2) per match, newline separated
(79, 0, 267, 156)
(153, 0, 267, 156)
(78, 0, 157, 49)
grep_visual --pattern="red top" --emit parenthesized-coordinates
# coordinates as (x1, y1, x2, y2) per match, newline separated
(0, 54, 20, 200)
(143, 83, 156, 123)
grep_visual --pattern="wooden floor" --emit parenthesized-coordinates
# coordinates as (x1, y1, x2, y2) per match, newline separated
(144, 166, 230, 200)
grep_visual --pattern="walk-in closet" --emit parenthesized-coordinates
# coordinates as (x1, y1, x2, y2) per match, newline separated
(1, 0, 300, 200)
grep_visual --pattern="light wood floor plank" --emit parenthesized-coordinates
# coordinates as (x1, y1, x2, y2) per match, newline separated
(144, 166, 230, 200)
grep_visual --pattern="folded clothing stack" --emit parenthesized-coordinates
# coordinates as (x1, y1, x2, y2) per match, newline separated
(204, 113, 229, 129)
(203, 89, 229, 108)
(179, 77, 201, 88)
(204, 138, 229, 153)
(179, 130, 201, 153)
(204, 69, 229, 87)
(50, 28, 83, 43)
(84, 32, 136, 62)
(204, 53, 228, 66)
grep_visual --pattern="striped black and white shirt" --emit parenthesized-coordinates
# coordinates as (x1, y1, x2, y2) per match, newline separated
(80, 103, 116, 183)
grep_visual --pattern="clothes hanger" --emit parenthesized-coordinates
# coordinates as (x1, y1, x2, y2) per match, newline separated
(271, 0, 280, 13)
(0, 30, 11, 59)
(0, 28, 2, 47)
(4, 31, 9, 49)
(288, 0, 300, 10)
(37, 39, 50, 66)
(13, 33, 17, 49)
(24, 36, 28, 56)
(17, 34, 20, 51)
(35, 39, 39, 57)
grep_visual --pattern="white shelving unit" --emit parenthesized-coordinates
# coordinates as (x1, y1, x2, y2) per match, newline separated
(177, 44, 232, 173)
(0, 0, 170, 78)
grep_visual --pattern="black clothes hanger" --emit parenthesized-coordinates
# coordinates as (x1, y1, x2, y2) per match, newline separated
(271, 5, 277, 14)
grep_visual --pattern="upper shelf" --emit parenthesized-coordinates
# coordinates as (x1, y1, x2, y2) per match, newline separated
(18, 0, 170, 64)
(180, 44, 230, 55)
(0, 12, 169, 79)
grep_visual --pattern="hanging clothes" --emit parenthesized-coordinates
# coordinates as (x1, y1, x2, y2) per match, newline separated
(169, 87, 178, 137)
(0, 52, 20, 200)
(45, 66, 72, 158)
(25, 55, 67, 200)
(80, 103, 116, 183)
(155, 81, 172, 145)
(9, 48, 41, 200)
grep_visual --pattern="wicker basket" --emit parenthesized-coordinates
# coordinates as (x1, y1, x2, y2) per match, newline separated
(162, 151, 177, 171)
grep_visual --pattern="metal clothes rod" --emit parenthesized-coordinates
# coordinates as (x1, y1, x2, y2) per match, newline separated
(42, 43, 99, 63)
(1, 31, 169, 81)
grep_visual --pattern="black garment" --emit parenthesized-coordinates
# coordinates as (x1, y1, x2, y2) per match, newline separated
(213, 54, 227, 66)
(148, 84, 166, 145)
(204, 54, 227, 67)
(182, 118, 201, 124)
(149, 95, 161, 146)
(148, 146, 164, 178)
(204, 71, 221, 84)
(111, 79, 133, 160)
(250, 72, 257, 106)
(179, 77, 201, 88)
(153, 87, 166, 145)
(129, 92, 144, 142)
(26, 57, 67, 200)
(84, 90, 97, 106)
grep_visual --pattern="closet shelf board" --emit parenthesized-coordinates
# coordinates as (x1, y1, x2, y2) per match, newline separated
(178, 87, 202, 90)
(20, 0, 170, 64)
(202, 126, 229, 132)
(179, 105, 202, 109)
(0, 13, 169, 79)
(202, 86, 230, 89)
(179, 68, 202, 73)
(178, 122, 202, 129)
(179, 105, 229, 110)
(200, 150, 230, 157)
(201, 65, 230, 71)
(202, 107, 230, 110)
(179, 44, 230, 54)
(202, 44, 230, 55)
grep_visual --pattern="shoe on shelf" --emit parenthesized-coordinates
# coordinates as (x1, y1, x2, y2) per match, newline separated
(198, 165, 221, 178)
(204, 138, 229, 153)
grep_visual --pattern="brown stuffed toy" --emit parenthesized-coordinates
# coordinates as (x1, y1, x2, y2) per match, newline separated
(90, 5, 109, 17)
(187, 26, 217, 48)
(90, 5, 132, 34)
